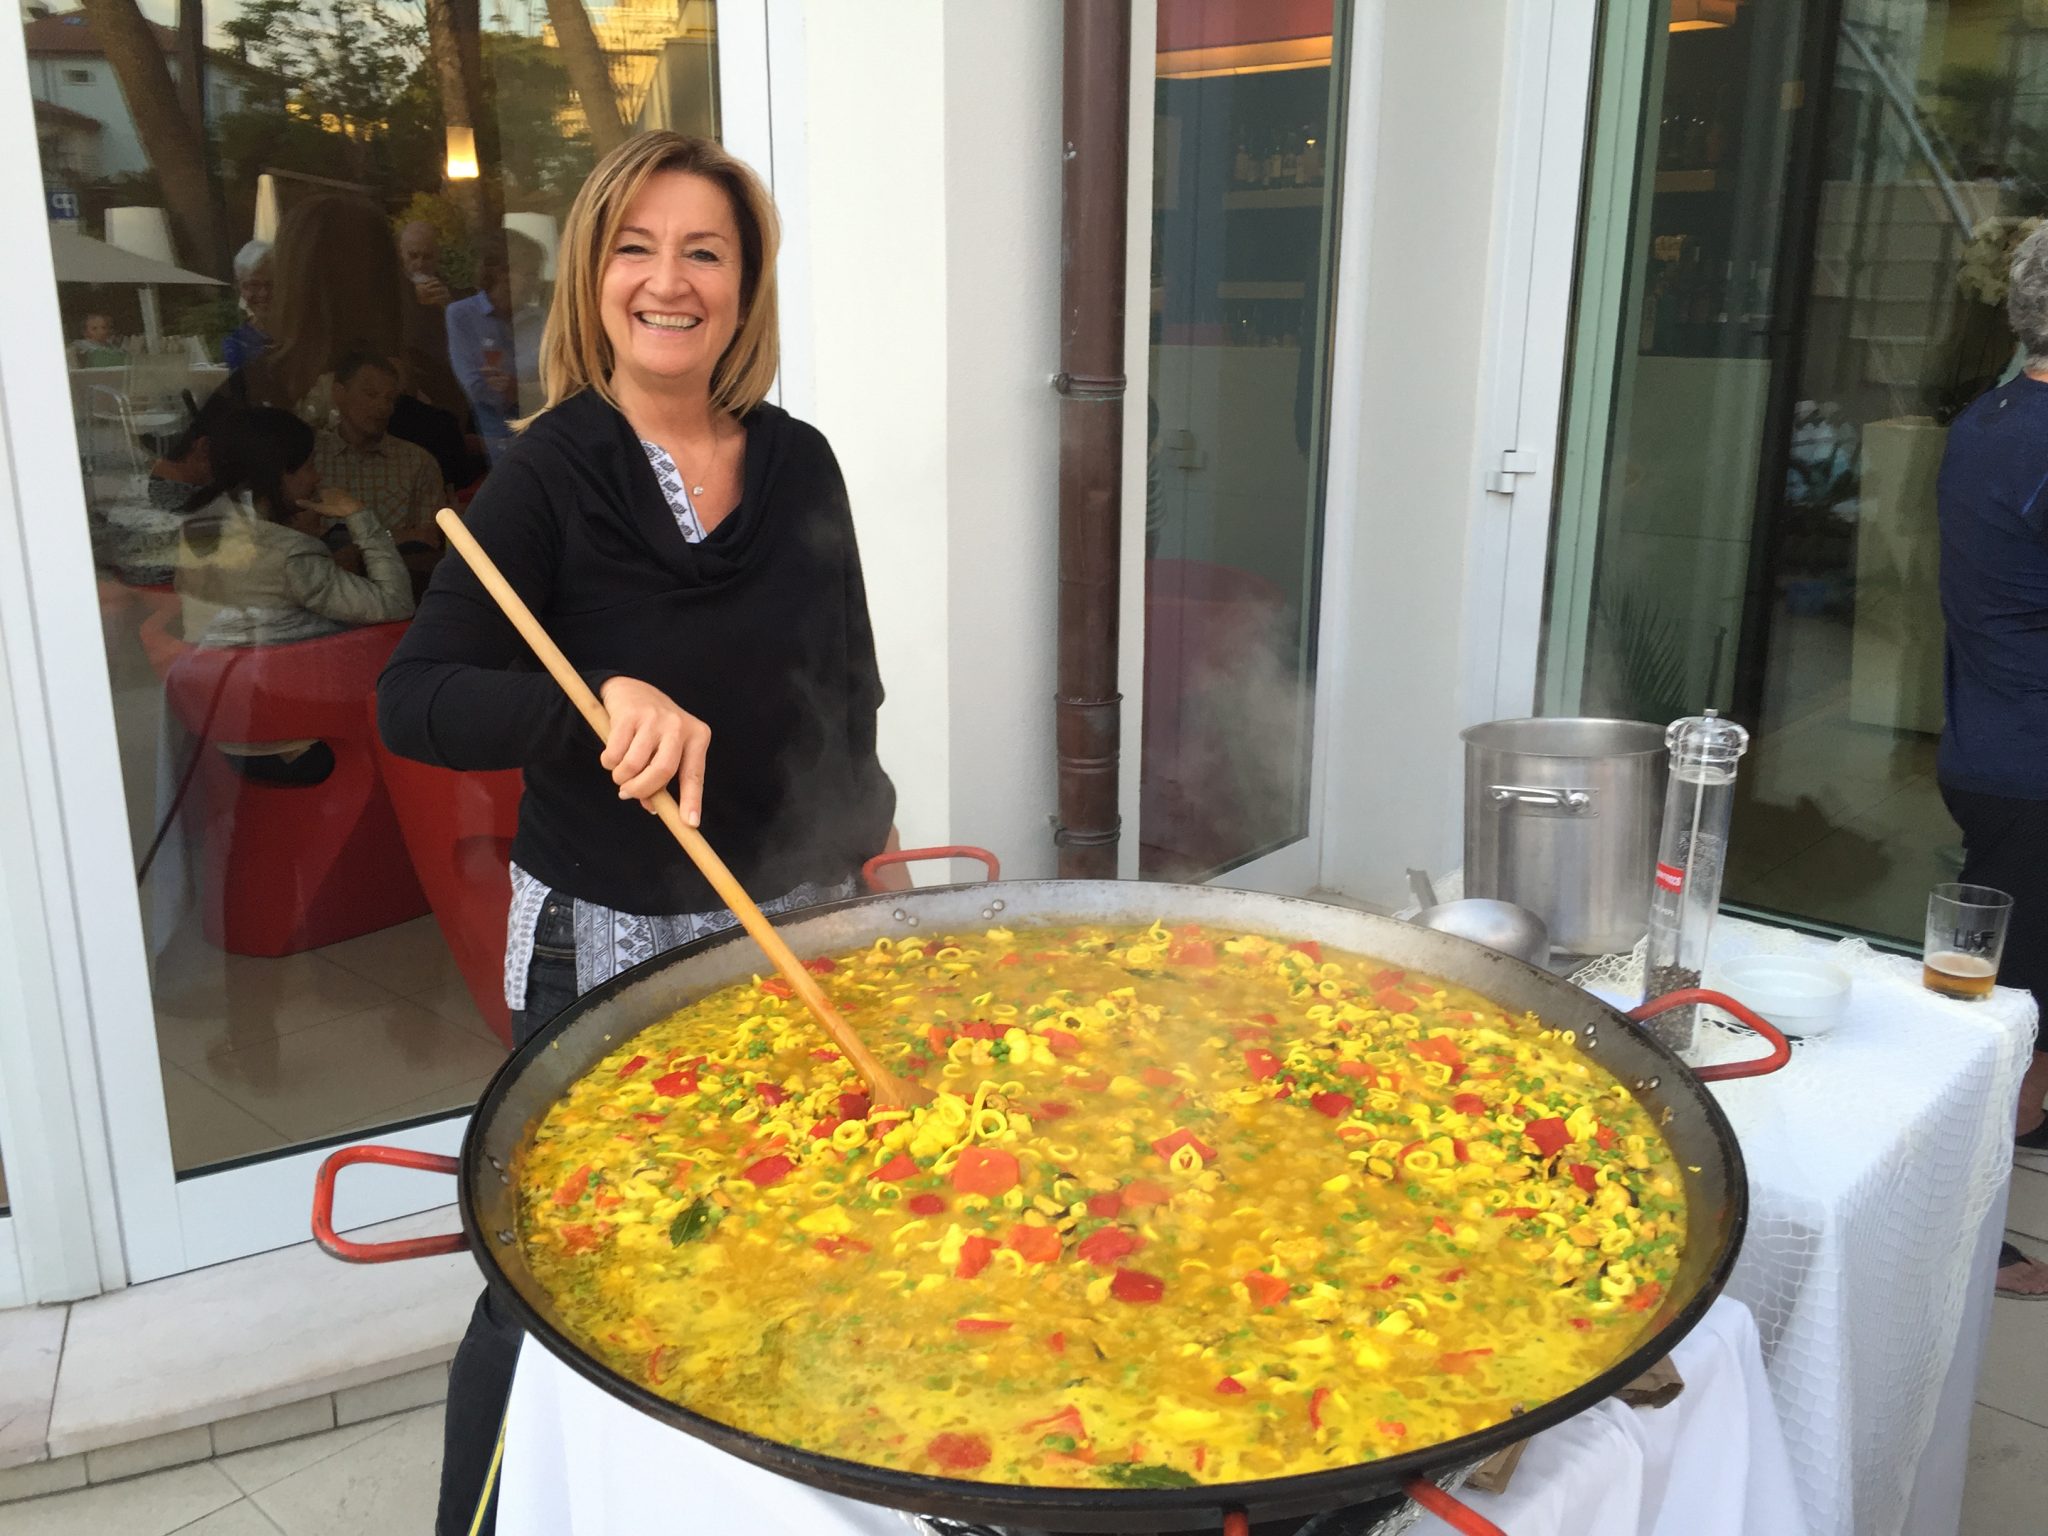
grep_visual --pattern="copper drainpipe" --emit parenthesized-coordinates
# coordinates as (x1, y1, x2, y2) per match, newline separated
(1054, 0, 1131, 878)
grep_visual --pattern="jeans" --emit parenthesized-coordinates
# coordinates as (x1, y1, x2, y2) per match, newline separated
(436, 893, 579, 1536)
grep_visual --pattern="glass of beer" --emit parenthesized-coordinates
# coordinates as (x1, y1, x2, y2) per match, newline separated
(1923, 884, 2014, 1000)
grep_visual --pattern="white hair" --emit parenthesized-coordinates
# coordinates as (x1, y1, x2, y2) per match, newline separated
(233, 239, 272, 283)
(2009, 225, 2048, 364)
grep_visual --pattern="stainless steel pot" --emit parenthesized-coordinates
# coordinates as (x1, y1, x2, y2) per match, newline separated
(1461, 718, 1667, 957)
(313, 867, 1788, 1535)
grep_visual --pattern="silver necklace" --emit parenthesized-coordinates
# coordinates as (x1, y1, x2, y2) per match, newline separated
(671, 425, 727, 499)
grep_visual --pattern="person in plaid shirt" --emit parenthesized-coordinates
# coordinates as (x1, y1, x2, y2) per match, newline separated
(315, 351, 445, 549)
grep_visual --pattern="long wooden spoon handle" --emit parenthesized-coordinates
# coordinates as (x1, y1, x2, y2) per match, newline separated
(434, 509, 921, 1108)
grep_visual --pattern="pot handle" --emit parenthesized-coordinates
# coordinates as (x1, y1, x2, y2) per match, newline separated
(1628, 987, 1793, 1082)
(312, 1145, 467, 1262)
(1403, 1480, 1511, 1536)
(861, 844, 1001, 891)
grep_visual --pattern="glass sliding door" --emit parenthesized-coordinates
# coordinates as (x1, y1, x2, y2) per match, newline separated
(19, 0, 720, 1270)
(1547, 0, 2048, 945)
(1141, 0, 1349, 884)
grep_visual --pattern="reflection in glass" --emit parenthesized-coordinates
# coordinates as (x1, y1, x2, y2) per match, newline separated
(1547, 0, 2048, 944)
(1142, 0, 1347, 881)
(36, 0, 718, 1171)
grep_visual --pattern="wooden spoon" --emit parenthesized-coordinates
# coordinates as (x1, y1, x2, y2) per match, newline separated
(434, 509, 928, 1109)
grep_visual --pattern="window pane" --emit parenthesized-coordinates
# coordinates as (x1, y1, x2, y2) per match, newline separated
(39, 0, 717, 1172)
(1544, 0, 2038, 945)
(1142, 0, 1348, 881)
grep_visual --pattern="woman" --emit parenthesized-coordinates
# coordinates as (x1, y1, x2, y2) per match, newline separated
(174, 406, 412, 780)
(376, 132, 901, 1536)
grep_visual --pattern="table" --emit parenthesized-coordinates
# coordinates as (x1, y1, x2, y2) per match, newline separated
(494, 917, 2035, 1536)
(1579, 917, 2034, 1536)
(501, 1297, 1798, 1536)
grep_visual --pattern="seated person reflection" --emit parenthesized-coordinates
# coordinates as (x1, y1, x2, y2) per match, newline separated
(447, 229, 548, 460)
(315, 352, 444, 548)
(70, 311, 125, 367)
(176, 406, 413, 651)
(96, 415, 216, 585)
(222, 240, 274, 371)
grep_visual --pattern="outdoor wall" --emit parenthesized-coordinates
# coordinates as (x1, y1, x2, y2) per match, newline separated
(782, 0, 1063, 879)
(1318, 0, 1513, 907)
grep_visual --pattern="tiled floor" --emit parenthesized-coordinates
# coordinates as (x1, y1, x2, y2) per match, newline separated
(4, 1403, 446, 1535)
(12, 1167, 2048, 1533)
(150, 916, 508, 1172)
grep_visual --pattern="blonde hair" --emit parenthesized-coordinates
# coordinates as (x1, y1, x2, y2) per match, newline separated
(535, 132, 780, 421)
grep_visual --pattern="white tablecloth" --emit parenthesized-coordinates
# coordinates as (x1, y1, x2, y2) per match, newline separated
(496, 916, 2036, 1536)
(1408, 1298, 1805, 1536)
(1602, 919, 2035, 1536)
(499, 1298, 1798, 1536)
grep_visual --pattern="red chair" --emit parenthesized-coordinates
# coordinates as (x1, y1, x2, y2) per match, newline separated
(368, 720, 522, 1047)
(142, 608, 429, 956)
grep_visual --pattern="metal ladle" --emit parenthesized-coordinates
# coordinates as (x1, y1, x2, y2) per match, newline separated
(1404, 867, 1551, 969)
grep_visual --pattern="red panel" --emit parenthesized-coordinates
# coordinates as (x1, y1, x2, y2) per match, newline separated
(1157, 0, 1332, 54)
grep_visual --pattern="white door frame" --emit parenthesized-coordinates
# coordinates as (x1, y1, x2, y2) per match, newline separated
(0, 6, 782, 1300)
(1460, 0, 1601, 727)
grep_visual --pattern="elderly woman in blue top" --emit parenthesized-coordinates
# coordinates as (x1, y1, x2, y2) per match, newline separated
(1938, 222, 2048, 1297)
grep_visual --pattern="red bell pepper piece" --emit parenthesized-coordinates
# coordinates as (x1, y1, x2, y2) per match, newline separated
(1140, 1066, 1178, 1088)
(1243, 1270, 1291, 1308)
(756, 1082, 789, 1107)
(553, 1164, 594, 1206)
(803, 955, 838, 974)
(1168, 937, 1217, 966)
(1494, 1206, 1539, 1220)
(871, 1153, 918, 1182)
(809, 1117, 842, 1140)
(1335, 1060, 1374, 1080)
(1569, 1162, 1598, 1194)
(956, 1317, 1012, 1334)
(633, 1111, 666, 1125)
(1413, 1036, 1464, 1069)
(955, 1235, 998, 1279)
(960, 1020, 1002, 1041)
(1215, 1376, 1247, 1395)
(1452, 1092, 1487, 1116)
(1293, 941, 1323, 963)
(1309, 1386, 1332, 1430)
(1376, 989, 1418, 1013)
(1121, 1178, 1172, 1208)
(1020, 1404, 1087, 1440)
(558, 1222, 603, 1254)
(925, 1432, 991, 1471)
(838, 1090, 872, 1120)
(1595, 1124, 1618, 1150)
(1042, 1028, 1083, 1058)
(759, 977, 793, 999)
(1437, 1348, 1494, 1375)
(1035, 1099, 1074, 1120)
(1007, 1223, 1063, 1264)
(1047, 1331, 1066, 1353)
(1309, 1091, 1355, 1119)
(951, 1146, 1020, 1196)
(1570, 1316, 1593, 1331)
(1526, 1117, 1572, 1157)
(906, 1193, 947, 1216)
(741, 1154, 794, 1188)
(1150, 1128, 1217, 1164)
(1369, 969, 1406, 990)
(1109, 1268, 1165, 1303)
(1245, 1048, 1281, 1080)
(615, 1055, 649, 1078)
(1627, 1281, 1664, 1313)
(1086, 1190, 1123, 1218)
(1076, 1227, 1143, 1267)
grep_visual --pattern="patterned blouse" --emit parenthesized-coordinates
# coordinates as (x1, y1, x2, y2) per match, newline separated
(502, 439, 855, 1008)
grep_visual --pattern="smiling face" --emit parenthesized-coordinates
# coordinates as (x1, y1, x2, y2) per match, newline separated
(599, 170, 745, 403)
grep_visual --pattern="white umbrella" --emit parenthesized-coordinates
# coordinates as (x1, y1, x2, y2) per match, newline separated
(48, 226, 222, 346)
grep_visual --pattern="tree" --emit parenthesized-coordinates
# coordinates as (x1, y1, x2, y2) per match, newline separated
(425, 0, 501, 244)
(545, 0, 626, 158)
(78, 0, 225, 274)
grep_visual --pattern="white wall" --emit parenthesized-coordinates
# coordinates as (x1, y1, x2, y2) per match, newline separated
(781, 0, 1063, 880)
(941, 4, 1062, 878)
(1319, 0, 1514, 907)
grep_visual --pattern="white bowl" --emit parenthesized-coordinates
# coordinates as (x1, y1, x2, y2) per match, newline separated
(1707, 954, 1851, 1038)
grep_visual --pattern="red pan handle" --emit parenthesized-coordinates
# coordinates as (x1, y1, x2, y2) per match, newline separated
(1629, 987, 1792, 1082)
(1404, 1479, 1511, 1536)
(861, 844, 1001, 891)
(312, 1144, 466, 1262)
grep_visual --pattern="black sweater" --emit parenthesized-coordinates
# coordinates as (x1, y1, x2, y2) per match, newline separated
(377, 389, 895, 915)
